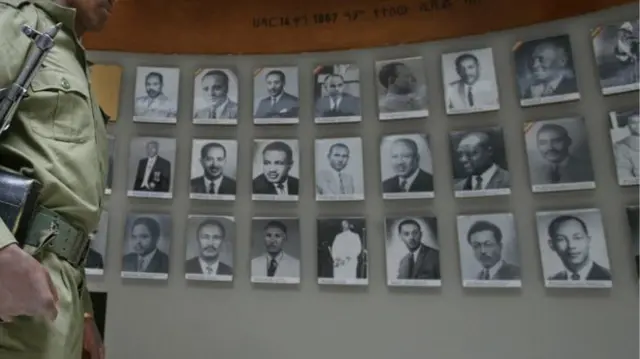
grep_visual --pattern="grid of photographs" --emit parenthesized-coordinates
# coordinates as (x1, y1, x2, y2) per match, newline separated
(90, 24, 638, 289)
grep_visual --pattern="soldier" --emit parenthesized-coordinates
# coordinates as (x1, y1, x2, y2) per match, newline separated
(0, 0, 114, 358)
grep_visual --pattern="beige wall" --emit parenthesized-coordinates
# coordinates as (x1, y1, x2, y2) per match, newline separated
(87, 4, 639, 359)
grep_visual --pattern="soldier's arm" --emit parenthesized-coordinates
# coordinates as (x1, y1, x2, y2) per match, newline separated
(0, 2, 37, 250)
(82, 274, 94, 315)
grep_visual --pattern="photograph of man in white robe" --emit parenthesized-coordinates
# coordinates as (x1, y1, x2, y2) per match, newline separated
(330, 220, 364, 280)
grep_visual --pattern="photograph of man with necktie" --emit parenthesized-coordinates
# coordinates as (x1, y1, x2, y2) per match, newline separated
(513, 35, 580, 107)
(105, 135, 115, 195)
(184, 216, 234, 282)
(315, 137, 365, 201)
(536, 209, 612, 288)
(450, 127, 511, 198)
(85, 211, 110, 277)
(385, 216, 441, 287)
(313, 64, 362, 124)
(121, 214, 172, 280)
(592, 19, 639, 95)
(609, 108, 640, 186)
(317, 218, 368, 285)
(525, 118, 595, 193)
(375, 56, 429, 120)
(442, 47, 500, 115)
(250, 218, 301, 284)
(252, 139, 300, 201)
(380, 134, 434, 199)
(189, 139, 238, 200)
(133, 66, 179, 123)
(457, 213, 522, 288)
(193, 68, 239, 125)
(253, 67, 300, 124)
(128, 137, 175, 199)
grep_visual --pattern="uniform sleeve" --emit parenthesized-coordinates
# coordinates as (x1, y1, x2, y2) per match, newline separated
(81, 272, 94, 315)
(0, 222, 17, 250)
(0, 4, 36, 250)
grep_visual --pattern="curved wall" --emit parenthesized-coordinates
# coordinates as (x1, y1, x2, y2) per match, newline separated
(87, 4, 639, 359)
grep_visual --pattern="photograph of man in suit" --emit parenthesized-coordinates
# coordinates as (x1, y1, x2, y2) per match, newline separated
(598, 21, 639, 90)
(134, 71, 177, 118)
(122, 216, 170, 274)
(546, 215, 611, 281)
(316, 143, 356, 195)
(613, 110, 640, 181)
(254, 70, 299, 119)
(315, 74, 361, 118)
(185, 219, 233, 276)
(520, 39, 578, 99)
(133, 140, 172, 192)
(446, 52, 497, 111)
(252, 141, 299, 196)
(251, 220, 300, 278)
(394, 219, 440, 280)
(377, 62, 425, 113)
(193, 69, 238, 120)
(190, 142, 236, 195)
(85, 229, 104, 270)
(466, 220, 520, 280)
(453, 131, 510, 192)
(530, 123, 594, 185)
(382, 138, 434, 194)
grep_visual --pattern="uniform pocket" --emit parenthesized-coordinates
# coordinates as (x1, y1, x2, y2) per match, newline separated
(26, 69, 93, 143)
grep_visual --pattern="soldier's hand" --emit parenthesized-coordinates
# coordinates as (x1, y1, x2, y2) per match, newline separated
(0, 243, 59, 322)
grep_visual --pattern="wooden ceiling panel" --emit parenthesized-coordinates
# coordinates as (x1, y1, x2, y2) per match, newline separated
(83, 0, 634, 55)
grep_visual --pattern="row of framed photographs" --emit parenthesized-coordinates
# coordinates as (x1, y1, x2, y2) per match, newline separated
(107, 111, 640, 203)
(113, 19, 638, 126)
(85, 206, 639, 289)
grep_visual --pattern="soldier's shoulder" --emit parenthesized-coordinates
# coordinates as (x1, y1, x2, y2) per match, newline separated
(0, 0, 38, 22)
(0, 0, 30, 8)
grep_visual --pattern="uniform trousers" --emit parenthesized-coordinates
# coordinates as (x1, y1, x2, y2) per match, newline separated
(0, 235, 84, 359)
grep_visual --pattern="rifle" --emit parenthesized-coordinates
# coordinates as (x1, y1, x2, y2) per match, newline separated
(0, 22, 62, 246)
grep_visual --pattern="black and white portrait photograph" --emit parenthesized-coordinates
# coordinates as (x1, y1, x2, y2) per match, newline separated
(121, 213, 172, 280)
(384, 216, 440, 287)
(626, 206, 639, 276)
(313, 64, 362, 124)
(192, 68, 239, 125)
(524, 117, 595, 192)
(315, 137, 365, 201)
(513, 35, 580, 107)
(105, 135, 115, 195)
(457, 213, 521, 288)
(133, 66, 179, 123)
(184, 215, 234, 282)
(250, 218, 301, 284)
(592, 19, 639, 95)
(536, 208, 612, 288)
(253, 66, 300, 124)
(85, 211, 109, 276)
(609, 108, 640, 186)
(317, 218, 368, 286)
(442, 47, 500, 115)
(252, 139, 300, 201)
(380, 134, 434, 199)
(127, 137, 175, 199)
(190, 139, 238, 200)
(375, 56, 429, 120)
(450, 127, 511, 198)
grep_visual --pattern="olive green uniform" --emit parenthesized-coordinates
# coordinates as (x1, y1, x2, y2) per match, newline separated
(0, 0, 108, 357)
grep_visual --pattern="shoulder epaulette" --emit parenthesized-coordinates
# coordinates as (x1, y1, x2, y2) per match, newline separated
(0, 0, 31, 8)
